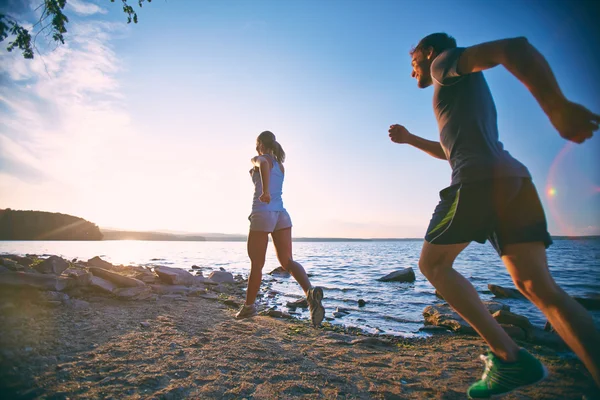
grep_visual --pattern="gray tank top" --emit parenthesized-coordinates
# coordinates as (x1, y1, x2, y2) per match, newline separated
(251, 155, 285, 212)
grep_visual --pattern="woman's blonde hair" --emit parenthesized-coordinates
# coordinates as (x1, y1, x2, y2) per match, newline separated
(257, 131, 286, 164)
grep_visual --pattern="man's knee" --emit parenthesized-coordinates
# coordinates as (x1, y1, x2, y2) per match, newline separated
(418, 258, 452, 281)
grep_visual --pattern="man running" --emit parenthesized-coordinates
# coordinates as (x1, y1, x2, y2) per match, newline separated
(389, 33, 600, 398)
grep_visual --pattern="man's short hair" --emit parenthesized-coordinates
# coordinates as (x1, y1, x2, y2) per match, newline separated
(410, 33, 457, 56)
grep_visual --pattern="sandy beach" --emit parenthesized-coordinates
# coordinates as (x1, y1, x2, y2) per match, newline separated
(1, 283, 598, 400)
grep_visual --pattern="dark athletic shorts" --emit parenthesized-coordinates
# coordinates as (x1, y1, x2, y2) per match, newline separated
(424, 178, 552, 256)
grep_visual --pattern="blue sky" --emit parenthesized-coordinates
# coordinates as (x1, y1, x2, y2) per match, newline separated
(1, 0, 599, 237)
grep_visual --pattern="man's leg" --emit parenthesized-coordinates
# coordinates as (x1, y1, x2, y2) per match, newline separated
(503, 241, 600, 386)
(419, 240, 520, 361)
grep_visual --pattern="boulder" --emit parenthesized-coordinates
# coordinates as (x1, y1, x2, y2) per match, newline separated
(87, 256, 115, 270)
(268, 266, 290, 276)
(492, 310, 533, 336)
(423, 301, 510, 333)
(377, 267, 416, 283)
(33, 256, 70, 275)
(499, 324, 527, 340)
(529, 326, 565, 347)
(573, 294, 600, 310)
(286, 298, 308, 309)
(5, 255, 35, 267)
(208, 271, 235, 283)
(89, 276, 116, 293)
(61, 268, 92, 287)
(0, 272, 71, 291)
(488, 284, 525, 299)
(89, 267, 146, 288)
(154, 266, 195, 285)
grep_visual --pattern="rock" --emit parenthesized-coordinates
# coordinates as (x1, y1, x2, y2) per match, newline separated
(286, 298, 308, 309)
(40, 291, 70, 303)
(492, 310, 533, 336)
(358, 299, 366, 307)
(261, 309, 293, 319)
(199, 292, 219, 300)
(34, 256, 70, 275)
(332, 312, 347, 318)
(268, 266, 290, 276)
(191, 265, 201, 270)
(1, 258, 25, 271)
(488, 284, 525, 299)
(573, 295, 600, 310)
(222, 299, 240, 308)
(5, 255, 35, 267)
(140, 321, 150, 328)
(87, 256, 115, 270)
(61, 268, 91, 287)
(114, 286, 153, 300)
(0, 272, 71, 291)
(529, 326, 565, 347)
(150, 284, 191, 295)
(544, 320, 555, 333)
(136, 274, 158, 284)
(89, 276, 116, 293)
(89, 267, 146, 288)
(423, 302, 509, 333)
(500, 324, 527, 340)
(377, 267, 416, 283)
(154, 266, 195, 285)
(207, 271, 235, 283)
(45, 300, 62, 307)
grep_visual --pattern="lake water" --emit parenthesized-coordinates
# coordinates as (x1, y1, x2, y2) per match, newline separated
(1, 239, 599, 336)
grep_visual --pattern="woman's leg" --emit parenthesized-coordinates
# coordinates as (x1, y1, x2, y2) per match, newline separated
(271, 227, 310, 293)
(244, 230, 269, 306)
(272, 227, 324, 327)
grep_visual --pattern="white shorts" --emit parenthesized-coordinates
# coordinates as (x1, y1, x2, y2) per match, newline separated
(248, 210, 293, 232)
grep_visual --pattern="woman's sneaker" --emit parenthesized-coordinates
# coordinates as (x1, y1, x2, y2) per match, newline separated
(307, 287, 325, 327)
(235, 303, 258, 319)
(467, 348, 548, 399)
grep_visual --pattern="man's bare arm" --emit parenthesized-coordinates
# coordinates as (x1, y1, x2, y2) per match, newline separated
(389, 124, 447, 160)
(456, 38, 599, 143)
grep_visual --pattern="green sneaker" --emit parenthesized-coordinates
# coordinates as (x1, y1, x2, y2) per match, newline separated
(467, 348, 548, 399)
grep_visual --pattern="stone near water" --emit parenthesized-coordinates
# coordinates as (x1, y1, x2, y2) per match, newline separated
(358, 299, 366, 307)
(90, 267, 146, 288)
(62, 268, 91, 287)
(573, 295, 600, 311)
(261, 309, 293, 319)
(0, 271, 71, 291)
(89, 276, 116, 293)
(423, 301, 510, 334)
(208, 270, 235, 283)
(268, 266, 290, 276)
(286, 298, 308, 309)
(492, 310, 533, 336)
(377, 267, 416, 283)
(191, 265, 201, 270)
(87, 256, 116, 270)
(154, 266, 195, 285)
(488, 284, 525, 299)
(34, 256, 70, 275)
(500, 324, 526, 340)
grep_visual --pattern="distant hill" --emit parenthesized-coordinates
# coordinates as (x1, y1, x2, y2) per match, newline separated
(101, 229, 206, 241)
(0, 209, 103, 240)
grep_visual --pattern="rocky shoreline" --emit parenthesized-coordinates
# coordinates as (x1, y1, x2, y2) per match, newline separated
(1, 254, 599, 398)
